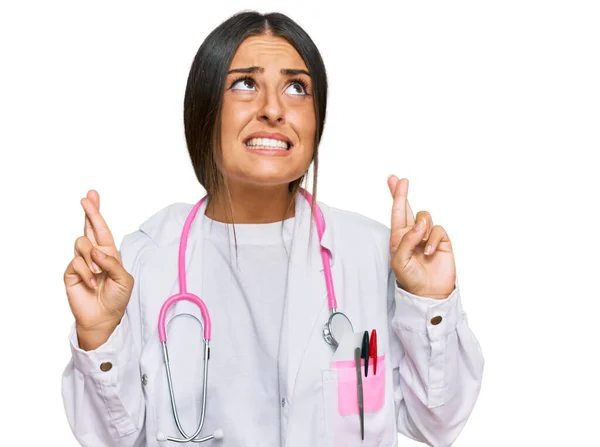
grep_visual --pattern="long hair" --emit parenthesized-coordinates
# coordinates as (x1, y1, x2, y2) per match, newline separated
(183, 10, 328, 233)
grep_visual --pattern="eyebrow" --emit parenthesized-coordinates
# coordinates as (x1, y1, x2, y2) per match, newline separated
(227, 66, 311, 77)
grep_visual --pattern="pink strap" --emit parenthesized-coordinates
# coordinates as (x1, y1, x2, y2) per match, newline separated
(158, 187, 337, 343)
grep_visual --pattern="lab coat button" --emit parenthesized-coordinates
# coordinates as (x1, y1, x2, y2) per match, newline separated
(281, 398, 286, 407)
(142, 374, 148, 386)
(99, 362, 112, 372)
(430, 315, 443, 325)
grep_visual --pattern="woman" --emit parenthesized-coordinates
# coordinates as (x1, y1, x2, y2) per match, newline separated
(62, 10, 484, 447)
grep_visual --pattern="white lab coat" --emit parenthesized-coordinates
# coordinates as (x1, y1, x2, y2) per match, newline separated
(62, 196, 484, 447)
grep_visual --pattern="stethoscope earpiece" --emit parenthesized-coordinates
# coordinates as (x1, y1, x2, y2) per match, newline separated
(213, 429, 224, 440)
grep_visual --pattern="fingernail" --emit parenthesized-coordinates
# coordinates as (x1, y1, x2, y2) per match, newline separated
(91, 262, 101, 273)
(425, 245, 432, 255)
(414, 223, 422, 231)
(91, 278, 97, 288)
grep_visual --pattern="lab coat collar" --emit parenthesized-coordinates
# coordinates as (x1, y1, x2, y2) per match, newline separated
(138, 190, 335, 269)
(163, 189, 334, 265)
(292, 188, 335, 267)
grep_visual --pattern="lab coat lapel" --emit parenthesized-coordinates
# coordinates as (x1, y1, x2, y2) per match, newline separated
(279, 193, 334, 406)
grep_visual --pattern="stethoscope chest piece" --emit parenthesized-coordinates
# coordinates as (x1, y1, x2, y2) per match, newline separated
(323, 310, 354, 347)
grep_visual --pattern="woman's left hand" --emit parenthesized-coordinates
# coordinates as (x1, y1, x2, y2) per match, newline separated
(388, 175, 456, 299)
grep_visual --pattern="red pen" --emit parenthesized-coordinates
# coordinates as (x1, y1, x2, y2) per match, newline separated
(369, 329, 378, 375)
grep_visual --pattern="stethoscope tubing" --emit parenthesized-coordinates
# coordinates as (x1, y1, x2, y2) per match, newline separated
(161, 341, 211, 442)
(156, 188, 349, 443)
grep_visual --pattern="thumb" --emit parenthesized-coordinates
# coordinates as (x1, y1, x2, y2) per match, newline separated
(91, 247, 131, 286)
(395, 219, 426, 268)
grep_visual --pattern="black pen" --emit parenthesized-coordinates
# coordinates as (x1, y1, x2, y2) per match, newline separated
(361, 330, 369, 377)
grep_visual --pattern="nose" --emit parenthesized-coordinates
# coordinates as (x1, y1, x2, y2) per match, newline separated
(257, 87, 285, 124)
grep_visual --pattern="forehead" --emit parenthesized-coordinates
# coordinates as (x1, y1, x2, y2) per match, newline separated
(230, 35, 307, 70)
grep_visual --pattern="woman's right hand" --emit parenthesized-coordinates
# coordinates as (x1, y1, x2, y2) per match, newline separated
(63, 190, 134, 351)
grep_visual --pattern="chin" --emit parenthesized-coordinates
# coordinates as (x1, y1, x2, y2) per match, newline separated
(249, 177, 296, 188)
(232, 172, 299, 189)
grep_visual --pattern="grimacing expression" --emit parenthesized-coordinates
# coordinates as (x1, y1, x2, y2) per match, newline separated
(219, 35, 316, 188)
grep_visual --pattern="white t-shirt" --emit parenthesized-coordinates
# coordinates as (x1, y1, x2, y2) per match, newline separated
(198, 213, 295, 445)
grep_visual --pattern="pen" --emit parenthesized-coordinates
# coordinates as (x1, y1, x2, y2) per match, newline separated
(361, 331, 369, 377)
(369, 329, 378, 375)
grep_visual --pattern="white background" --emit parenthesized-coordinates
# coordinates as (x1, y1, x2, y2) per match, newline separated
(1, 1, 598, 445)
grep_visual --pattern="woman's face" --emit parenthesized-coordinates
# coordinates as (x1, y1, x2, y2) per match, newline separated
(219, 34, 316, 189)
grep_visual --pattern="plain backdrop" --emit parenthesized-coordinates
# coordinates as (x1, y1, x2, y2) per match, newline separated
(1, 1, 598, 445)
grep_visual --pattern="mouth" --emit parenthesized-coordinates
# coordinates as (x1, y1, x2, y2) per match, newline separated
(243, 134, 294, 151)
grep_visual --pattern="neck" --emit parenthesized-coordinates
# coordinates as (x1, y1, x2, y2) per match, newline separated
(205, 183, 296, 224)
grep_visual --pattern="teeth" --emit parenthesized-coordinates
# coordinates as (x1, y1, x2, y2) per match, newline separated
(245, 137, 289, 150)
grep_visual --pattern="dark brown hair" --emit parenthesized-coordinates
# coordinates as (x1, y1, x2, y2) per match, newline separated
(183, 10, 328, 227)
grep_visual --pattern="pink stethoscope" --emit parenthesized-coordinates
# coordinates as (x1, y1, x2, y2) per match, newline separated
(156, 188, 354, 443)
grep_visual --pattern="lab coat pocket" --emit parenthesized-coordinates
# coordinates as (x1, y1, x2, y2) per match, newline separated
(322, 354, 396, 447)
(335, 355, 386, 415)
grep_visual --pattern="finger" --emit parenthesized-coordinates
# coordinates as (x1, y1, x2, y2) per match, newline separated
(74, 236, 102, 274)
(406, 200, 415, 226)
(395, 215, 428, 268)
(414, 210, 433, 242)
(91, 247, 133, 288)
(387, 175, 399, 197)
(424, 225, 453, 256)
(389, 176, 408, 231)
(82, 190, 99, 244)
(388, 176, 416, 225)
(64, 256, 97, 290)
(81, 192, 115, 248)
(82, 207, 96, 246)
(88, 189, 100, 208)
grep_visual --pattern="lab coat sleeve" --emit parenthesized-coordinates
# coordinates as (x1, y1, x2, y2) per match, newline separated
(387, 268, 484, 447)
(61, 230, 154, 447)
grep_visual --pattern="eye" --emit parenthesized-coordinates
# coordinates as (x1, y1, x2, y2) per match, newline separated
(230, 76, 256, 91)
(229, 76, 310, 95)
(286, 79, 310, 96)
